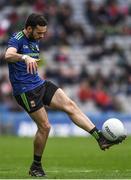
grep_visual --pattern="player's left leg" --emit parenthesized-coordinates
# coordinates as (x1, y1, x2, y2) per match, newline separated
(49, 88, 126, 150)
(50, 88, 95, 132)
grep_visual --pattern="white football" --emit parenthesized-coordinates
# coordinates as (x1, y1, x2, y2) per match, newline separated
(102, 118, 126, 141)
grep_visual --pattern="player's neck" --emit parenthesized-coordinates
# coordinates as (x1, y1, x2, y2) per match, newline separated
(23, 29, 29, 39)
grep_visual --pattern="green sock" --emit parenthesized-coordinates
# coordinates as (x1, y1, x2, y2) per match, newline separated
(89, 127, 100, 140)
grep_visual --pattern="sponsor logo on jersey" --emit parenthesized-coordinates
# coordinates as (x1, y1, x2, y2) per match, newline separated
(23, 45, 29, 49)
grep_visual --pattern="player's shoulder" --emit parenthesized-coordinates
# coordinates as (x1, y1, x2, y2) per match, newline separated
(11, 31, 24, 41)
(8, 31, 25, 48)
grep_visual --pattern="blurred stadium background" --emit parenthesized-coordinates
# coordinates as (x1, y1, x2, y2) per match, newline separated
(0, 0, 131, 137)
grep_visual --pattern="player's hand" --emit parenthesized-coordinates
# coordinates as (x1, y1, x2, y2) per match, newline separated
(24, 56, 38, 74)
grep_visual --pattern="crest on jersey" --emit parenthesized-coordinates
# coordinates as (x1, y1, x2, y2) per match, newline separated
(36, 45, 39, 51)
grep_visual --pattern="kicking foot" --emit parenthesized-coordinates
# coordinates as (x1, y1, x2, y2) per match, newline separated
(97, 131, 126, 150)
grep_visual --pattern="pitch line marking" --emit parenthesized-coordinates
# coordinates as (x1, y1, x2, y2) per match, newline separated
(46, 169, 131, 173)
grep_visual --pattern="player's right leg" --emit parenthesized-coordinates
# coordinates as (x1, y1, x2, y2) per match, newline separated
(14, 85, 51, 177)
(28, 107, 51, 177)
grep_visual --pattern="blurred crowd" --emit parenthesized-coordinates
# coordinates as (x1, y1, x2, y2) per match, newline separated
(1, 0, 131, 113)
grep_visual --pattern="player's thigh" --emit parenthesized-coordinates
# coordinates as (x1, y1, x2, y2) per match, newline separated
(50, 88, 74, 111)
(29, 107, 50, 130)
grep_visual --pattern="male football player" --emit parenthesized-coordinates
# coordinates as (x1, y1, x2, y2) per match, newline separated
(5, 13, 126, 177)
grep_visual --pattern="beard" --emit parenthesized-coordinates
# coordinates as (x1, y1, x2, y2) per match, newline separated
(28, 31, 35, 40)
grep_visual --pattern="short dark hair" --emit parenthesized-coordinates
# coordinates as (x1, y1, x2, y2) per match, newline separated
(25, 13, 48, 29)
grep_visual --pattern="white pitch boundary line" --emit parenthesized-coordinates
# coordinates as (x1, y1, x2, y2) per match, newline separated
(46, 170, 94, 173)
(46, 169, 131, 173)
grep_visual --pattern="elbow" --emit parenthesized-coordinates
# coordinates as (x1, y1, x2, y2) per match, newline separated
(5, 52, 12, 62)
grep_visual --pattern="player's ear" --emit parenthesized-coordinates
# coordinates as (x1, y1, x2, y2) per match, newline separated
(26, 26, 33, 33)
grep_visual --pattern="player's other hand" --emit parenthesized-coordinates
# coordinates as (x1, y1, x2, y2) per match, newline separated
(24, 56, 38, 74)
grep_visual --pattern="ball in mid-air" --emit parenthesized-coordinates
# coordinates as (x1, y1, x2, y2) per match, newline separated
(102, 118, 126, 141)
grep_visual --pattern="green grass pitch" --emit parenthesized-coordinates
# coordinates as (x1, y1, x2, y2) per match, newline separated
(0, 136, 131, 179)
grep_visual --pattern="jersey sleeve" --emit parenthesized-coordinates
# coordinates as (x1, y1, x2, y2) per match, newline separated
(7, 35, 20, 50)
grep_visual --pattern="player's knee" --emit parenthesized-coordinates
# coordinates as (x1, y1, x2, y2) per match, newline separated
(39, 122, 51, 133)
(63, 99, 77, 115)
